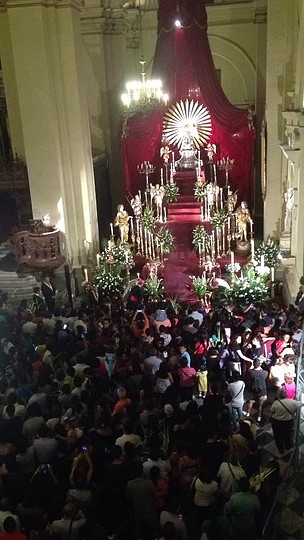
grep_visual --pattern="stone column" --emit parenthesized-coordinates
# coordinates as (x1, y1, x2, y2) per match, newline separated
(264, 0, 293, 239)
(0, 0, 99, 265)
(253, 0, 267, 236)
(103, 13, 129, 210)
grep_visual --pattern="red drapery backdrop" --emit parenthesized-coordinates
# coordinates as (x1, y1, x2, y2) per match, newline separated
(122, 0, 255, 203)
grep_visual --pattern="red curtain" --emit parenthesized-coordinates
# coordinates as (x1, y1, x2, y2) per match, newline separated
(122, 0, 255, 203)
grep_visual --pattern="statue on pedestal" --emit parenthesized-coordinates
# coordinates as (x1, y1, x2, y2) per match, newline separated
(235, 201, 252, 244)
(227, 189, 238, 214)
(283, 187, 294, 235)
(130, 194, 142, 220)
(151, 184, 165, 221)
(114, 204, 130, 244)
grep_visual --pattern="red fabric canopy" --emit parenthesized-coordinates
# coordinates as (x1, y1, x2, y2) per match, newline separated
(122, 0, 255, 203)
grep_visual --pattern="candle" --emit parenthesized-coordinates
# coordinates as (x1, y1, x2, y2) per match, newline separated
(164, 207, 167, 222)
(231, 251, 235, 267)
(251, 238, 255, 260)
(96, 254, 100, 266)
(110, 223, 114, 237)
(160, 168, 164, 186)
(250, 219, 253, 235)
(150, 184, 153, 204)
(228, 216, 231, 231)
(137, 272, 140, 279)
(125, 251, 128, 263)
(145, 191, 148, 205)
(84, 268, 88, 282)
(138, 190, 141, 200)
(155, 236, 159, 257)
(172, 153, 175, 169)
(271, 267, 275, 282)
(130, 216, 134, 234)
(220, 188, 223, 209)
(199, 242, 202, 256)
(213, 164, 217, 182)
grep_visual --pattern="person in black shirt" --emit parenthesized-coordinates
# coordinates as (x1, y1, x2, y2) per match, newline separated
(246, 359, 268, 422)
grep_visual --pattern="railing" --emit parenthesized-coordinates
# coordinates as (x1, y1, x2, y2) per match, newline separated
(261, 334, 304, 539)
(12, 228, 66, 271)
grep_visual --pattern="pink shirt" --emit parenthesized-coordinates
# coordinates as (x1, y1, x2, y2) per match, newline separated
(284, 381, 296, 400)
(178, 367, 196, 388)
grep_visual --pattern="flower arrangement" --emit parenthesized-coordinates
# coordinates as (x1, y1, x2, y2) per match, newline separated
(156, 226, 174, 254)
(144, 275, 164, 300)
(192, 225, 211, 252)
(164, 181, 180, 203)
(167, 295, 180, 315)
(190, 275, 210, 299)
(227, 266, 270, 306)
(94, 267, 125, 299)
(254, 237, 282, 268)
(194, 179, 206, 202)
(225, 262, 241, 274)
(210, 207, 228, 228)
(140, 205, 157, 232)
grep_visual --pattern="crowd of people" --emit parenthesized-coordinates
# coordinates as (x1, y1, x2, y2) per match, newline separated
(0, 283, 302, 540)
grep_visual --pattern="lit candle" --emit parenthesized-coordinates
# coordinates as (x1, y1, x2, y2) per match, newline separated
(84, 268, 88, 282)
(110, 223, 114, 236)
(231, 251, 235, 267)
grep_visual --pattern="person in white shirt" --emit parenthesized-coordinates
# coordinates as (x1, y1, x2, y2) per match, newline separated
(144, 348, 162, 375)
(217, 457, 246, 498)
(189, 306, 204, 327)
(115, 420, 142, 452)
(270, 388, 303, 454)
(22, 319, 37, 336)
(159, 325, 172, 348)
(143, 448, 171, 479)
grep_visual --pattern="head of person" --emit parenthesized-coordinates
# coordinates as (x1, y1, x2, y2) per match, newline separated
(149, 347, 157, 357)
(253, 358, 261, 369)
(62, 503, 77, 519)
(179, 343, 187, 355)
(3, 517, 17, 534)
(238, 476, 250, 493)
(162, 522, 176, 540)
(284, 373, 294, 385)
(239, 420, 253, 440)
(179, 356, 188, 368)
(117, 387, 127, 400)
(198, 466, 213, 484)
(277, 388, 287, 399)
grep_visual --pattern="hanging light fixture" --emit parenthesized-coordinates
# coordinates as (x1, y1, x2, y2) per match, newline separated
(121, 6, 169, 115)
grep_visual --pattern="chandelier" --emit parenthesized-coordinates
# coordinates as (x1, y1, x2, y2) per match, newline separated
(121, 60, 169, 116)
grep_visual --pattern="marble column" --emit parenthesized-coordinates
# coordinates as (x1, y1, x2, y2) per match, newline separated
(0, 0, 99, 265)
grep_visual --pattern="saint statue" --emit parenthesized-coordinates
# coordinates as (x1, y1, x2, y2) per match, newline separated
(283, 187, 294, 234)
(130, 194, 142, 220)
(205, 143, 216, 163)
(151, 184, 165, 221)
(114, 204, 130, 243)
(235, 201, 253, 243)
(160, 145, 171, 163)
(206, 183, 215, 207)
(227, 189, 238, 214)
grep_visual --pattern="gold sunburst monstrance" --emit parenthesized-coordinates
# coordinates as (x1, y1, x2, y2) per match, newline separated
(163, 99, 212, 150)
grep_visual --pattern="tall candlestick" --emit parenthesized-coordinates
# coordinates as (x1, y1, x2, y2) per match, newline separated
(164, 207, 167, 222)
(84, 268, 88, 282)
(110, 223, 114, 236)
(172, 153, 175, 170)
(227, 216, 231, 231)
(231, 251, 235, 267)
(130, 216, 134, 234)
(220, 188, 223, 209)
(160, 168, 164, 186)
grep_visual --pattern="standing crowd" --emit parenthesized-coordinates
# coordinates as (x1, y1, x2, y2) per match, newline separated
(0, 283, 302, 540)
